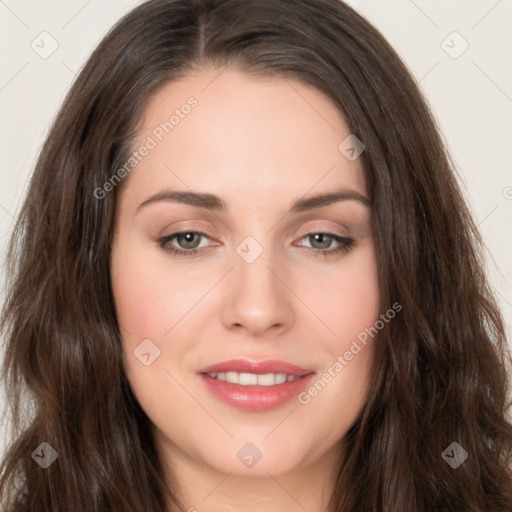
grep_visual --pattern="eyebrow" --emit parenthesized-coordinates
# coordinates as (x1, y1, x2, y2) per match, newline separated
(136, 187, 371, 214)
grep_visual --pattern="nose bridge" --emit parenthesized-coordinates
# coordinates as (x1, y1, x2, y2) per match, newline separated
(234, 233, 281, 300)
(221, 231, 294, 334)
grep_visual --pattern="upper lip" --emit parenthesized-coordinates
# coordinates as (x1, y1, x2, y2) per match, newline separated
(198, 359, 314, 376)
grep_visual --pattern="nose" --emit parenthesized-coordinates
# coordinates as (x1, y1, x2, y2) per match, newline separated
(220, 244, 295, 337)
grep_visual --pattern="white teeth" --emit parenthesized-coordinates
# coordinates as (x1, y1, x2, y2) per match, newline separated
(206, 371, 301, 385)
(238, 372, 258, 385)
(274, 373, 287, 384)
(257, 373, 277, 386)
(226, 371, 240, 384)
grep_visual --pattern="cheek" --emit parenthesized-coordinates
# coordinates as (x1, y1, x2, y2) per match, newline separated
(112, 265, 161, 342)
(111, 246, 178, 407)
(297, 254, 380, 435)
(312, 250, 380, 348)
(110, 235, 174, 347)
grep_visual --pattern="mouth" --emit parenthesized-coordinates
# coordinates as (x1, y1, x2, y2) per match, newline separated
(196, 359, 316, 411)
(197, 358, 313, 377)
(201, 371, 308, 386)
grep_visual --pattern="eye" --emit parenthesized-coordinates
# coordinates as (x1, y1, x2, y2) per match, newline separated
(296, 232, 356, 257)
(157, 230, 212, 257)
(157, 230, 356, 258)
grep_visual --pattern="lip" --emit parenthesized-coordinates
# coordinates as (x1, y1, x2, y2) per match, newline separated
(197, 358, 313, 376)
(196, 359, 317, 412)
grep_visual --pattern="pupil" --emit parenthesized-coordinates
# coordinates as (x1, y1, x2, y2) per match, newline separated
(312, 234, 330, 249)
(179, 233, 199, 249)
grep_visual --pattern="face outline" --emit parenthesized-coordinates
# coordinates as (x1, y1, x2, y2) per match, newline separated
(110, 67, 380, 496)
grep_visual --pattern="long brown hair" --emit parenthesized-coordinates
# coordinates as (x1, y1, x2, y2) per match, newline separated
(1, 0, 511, 510)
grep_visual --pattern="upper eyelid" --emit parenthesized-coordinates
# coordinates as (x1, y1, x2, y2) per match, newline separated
(158, 215, 357, 239)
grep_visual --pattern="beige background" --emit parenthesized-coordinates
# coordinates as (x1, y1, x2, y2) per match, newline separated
(0, 0, 511, 456)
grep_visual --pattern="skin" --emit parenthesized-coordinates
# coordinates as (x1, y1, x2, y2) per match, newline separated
(110, 67, 380, 512)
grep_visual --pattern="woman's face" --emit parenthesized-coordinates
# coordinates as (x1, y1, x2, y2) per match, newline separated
(110, 67, 380, 480)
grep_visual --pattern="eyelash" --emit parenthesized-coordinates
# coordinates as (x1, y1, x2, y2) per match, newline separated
(157, 230, 356, 258)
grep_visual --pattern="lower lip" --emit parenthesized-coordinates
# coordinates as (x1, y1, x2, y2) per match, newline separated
(198, 373, 317, 411)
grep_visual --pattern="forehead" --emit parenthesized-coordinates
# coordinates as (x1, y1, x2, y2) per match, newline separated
(121, 67, 367, 211)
